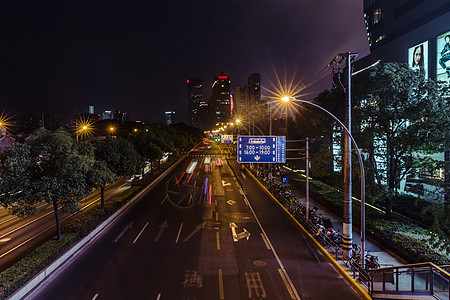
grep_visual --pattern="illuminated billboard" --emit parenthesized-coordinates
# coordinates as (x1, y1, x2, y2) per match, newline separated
(437, 31, 450, 82)
(408, 41, 428, 79)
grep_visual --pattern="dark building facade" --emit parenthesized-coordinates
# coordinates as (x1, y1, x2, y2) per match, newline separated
(187, 77, 203, 127)
(210, 72, 231, 125)
(358, 0, 450, 82)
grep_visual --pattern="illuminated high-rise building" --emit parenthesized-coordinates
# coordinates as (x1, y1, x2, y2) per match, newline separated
(187, 77, 203, 126)
(210, 72, 231, 124)
(235, 85, 248, 118)
(358, 0, 450, 82)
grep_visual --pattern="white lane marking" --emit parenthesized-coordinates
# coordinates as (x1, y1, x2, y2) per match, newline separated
(260, 233, 271, 250)
(242, 173, 247, 179)
(216, 232, 220, 250)
(194, 180, 197, 186)
(160, 195, 168, 205)
(92, 293, 99, 300)
(118, 182, 128, 188)
(132, 222, 149, 244)
(278, 269, 296, 299)
(156, 293, 161, 300)
(175, 222, 184, 243)
(242, 192, 302, 300)
(215, 212, 219, 222)
(218, 269, 224, 299)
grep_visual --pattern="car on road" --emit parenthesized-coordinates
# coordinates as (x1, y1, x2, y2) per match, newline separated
(215, 159, 223, 167)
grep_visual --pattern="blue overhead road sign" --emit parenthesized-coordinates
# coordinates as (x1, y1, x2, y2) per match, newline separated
(237, 136, 286, 163)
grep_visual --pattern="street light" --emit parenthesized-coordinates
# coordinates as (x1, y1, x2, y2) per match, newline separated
(75, 119, 93, 142)
(282, 96, 366, 269)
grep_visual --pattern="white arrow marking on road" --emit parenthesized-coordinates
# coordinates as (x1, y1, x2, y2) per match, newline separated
(113, 221, 134, 243)
(154, 220, 168, 242)
(236, 228, 251, 241)
(183, 221, 206, 242)
(229, 222, 250, 242)
(229, 222, 238, 242)
(221, 180, 231, 186)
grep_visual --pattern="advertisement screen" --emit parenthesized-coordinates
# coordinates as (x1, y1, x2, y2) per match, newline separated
(408, 41, 428, 79)
(437, 31, 450, 82)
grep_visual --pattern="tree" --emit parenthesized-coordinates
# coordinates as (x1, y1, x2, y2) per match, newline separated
(92, 136, 143, 184)
(129, 131, 163, 175)
(0, 129, 93, 240)
(88, 161, 114, 209)
(353, 63, 444, 217)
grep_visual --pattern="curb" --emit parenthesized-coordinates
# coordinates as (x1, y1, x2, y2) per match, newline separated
(10, 156, 186, 300)
(244, 167, 372, 300)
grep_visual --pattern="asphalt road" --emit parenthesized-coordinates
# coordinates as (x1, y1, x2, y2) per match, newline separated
(0, 180, 130, 272)
(25, 144, 364, 300)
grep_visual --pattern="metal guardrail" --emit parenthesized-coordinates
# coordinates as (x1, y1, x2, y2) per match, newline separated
(367, 263, 450, 300)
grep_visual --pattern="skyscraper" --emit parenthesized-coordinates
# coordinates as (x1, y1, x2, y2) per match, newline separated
(358, 0, 450, 82)
(210, 72, 231, 124)
(187, 77, 203, 126)
(235, 84, 248, 118)
(165, 111, 176, 125)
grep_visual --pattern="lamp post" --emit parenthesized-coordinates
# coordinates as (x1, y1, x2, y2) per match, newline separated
(281, 96, 366, 269)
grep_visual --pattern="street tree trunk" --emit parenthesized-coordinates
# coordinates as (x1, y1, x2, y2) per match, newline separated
(100, 184, 105, 209)
(52, 198, 62, 241)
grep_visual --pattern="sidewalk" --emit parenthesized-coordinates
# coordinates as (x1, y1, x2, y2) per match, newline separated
(281, 180, 407, 269)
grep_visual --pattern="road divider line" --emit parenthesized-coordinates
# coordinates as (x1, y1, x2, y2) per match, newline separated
(216, 232, 220, 250)
(239, 190, 301, 299)
(132, 222, 149, 244)
(175, 222, 184, 243)
(218, 269, 224, 299)
(260, 233, 271, 250)
(156, 293, 161, 300)
(160, 195, 168, 205)
(92, 293, 99, 300)
(215, 212, 219, 222)
(278, 268, 296, 299)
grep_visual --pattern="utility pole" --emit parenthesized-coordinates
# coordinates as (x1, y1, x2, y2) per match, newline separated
(340, 52, 358, 256)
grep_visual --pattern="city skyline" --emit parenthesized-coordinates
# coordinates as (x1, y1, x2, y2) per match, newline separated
(0, 1, 369, 123)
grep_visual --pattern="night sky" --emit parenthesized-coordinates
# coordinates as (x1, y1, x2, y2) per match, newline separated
(0, 1, 369, 124)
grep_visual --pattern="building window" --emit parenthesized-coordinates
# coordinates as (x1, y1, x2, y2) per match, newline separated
(373, 8, 382, 24)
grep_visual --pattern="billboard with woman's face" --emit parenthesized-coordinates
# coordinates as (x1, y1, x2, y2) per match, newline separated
(408, 41, 428, 79)
(437, 31, 450, 82)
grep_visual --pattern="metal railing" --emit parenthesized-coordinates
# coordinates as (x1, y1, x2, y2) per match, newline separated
(368, 263, 450, 300)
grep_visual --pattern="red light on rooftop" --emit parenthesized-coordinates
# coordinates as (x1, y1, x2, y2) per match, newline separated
(187, 79, 189, 83)
(218, 75, 227, 79)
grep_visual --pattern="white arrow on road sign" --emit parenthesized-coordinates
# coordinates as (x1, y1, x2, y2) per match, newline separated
(254, 155, 260, 161)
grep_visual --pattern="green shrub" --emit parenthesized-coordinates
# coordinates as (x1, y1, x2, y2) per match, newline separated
(0, 233, 78, 300)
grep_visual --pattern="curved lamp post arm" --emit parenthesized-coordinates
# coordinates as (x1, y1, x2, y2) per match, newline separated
(288, 96, 366, 269)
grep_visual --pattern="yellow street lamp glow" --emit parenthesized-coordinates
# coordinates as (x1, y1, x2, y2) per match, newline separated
(281, 96, 290, 102)
(134, 128, 138, 132)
